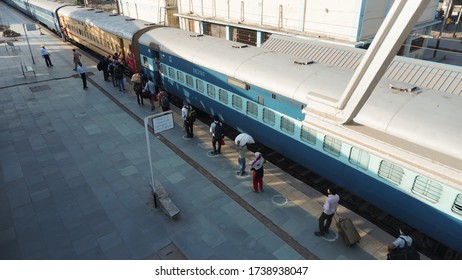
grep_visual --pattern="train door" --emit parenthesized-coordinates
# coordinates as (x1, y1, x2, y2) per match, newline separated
(140, 51, 159, 76)
(125, 45, 136, 74)
(58, 16, 69, 41)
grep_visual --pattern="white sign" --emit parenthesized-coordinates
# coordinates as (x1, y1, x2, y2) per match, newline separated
(152, 111, 174, 134)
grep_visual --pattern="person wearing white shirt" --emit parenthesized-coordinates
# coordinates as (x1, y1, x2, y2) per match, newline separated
(41, 45, 53, 67)
(76, 62, 88, 90)
(315, 187, 340, 236)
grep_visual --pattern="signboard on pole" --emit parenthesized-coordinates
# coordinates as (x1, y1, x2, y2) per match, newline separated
(25, 24, 36, 31)
(152, 111, 174, 134)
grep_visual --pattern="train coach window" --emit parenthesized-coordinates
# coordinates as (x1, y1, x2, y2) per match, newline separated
(452, 194, 462, 216)
(196, 80, 204, 93)
(323, 136, 342, 157)
(232, 95, 242, 111)
(412, 176, 443, 203)
(219, 89, 228, 104)
(168, 68, 176, 80)
(349, 147, 370, 170)
(186, 75, 194, 88)
(177, 71, 184, 83)
(246, 101, 258, 118)
(280, 117, 295, 135)
(263, 108, 275, 126)
(300, 125, 316, 145)
(378, 160, 404, 185)
(207, 84, 216, 98)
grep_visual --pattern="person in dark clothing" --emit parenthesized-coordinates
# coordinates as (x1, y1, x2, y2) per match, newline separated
(157, 90, 169, 111)
(115, 63, 125, 91)
(131, 72, 143, 105)
(101, 55, 110, 81)
(210, 115, 224, 155)
(182, 101, 193, 138)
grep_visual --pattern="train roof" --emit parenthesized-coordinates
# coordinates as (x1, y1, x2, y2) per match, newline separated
(139, 28, 462, 181)
(262, 34, 462, 96)
(28, 0, 69, 11)
(58, 6, 155, 40)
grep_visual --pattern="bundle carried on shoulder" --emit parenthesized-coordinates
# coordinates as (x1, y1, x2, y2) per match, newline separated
(131, 73, 141, 83)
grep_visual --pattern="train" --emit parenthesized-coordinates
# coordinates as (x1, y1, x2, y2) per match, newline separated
(5, 0, 462, 256)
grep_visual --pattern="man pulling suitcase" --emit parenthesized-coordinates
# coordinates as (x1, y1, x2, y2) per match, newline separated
(314, 187, 340, 237)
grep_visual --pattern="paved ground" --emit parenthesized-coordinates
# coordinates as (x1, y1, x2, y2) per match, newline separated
(0, 3, 402, 260)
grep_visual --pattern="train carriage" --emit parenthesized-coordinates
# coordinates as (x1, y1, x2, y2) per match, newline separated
(138, 27, 462, 253)
(3, 0, 30, 15)
(57, 6, 156, 73)
(27, 0, 69, 35)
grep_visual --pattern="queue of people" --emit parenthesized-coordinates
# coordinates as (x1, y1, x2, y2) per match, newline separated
(66, 48, 417, 260)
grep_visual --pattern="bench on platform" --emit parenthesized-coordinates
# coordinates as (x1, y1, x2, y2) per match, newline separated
(21, 61, 36, 78)
(5, 41, 20, 53)
(152, 180, 180, 219)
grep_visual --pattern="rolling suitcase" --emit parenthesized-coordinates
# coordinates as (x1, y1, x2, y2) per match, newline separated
(336, 217, 361, 245)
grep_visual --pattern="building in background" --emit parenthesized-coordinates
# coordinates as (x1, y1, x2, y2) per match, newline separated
(75, 1, 454, 59)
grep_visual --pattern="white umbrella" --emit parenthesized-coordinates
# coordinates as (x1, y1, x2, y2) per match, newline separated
(235, 133, 254, 146)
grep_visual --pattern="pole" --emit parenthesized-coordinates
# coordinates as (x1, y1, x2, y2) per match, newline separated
(144, 116, 157, 208)
(23, 24, 35, 65)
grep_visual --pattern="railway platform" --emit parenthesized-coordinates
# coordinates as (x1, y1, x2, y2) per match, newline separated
(0, 3, 423, 260)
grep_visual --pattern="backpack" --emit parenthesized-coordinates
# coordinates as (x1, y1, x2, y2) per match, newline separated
(108, 62, 115, 73)
(97, 60, 103, 71)
(214, 122, 224, 139)
(387, 237, 420, 260)
(187, 107, 197, 122)
(161, 95, 169, 108)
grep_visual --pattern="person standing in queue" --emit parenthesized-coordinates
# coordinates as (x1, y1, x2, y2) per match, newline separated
(387, 225, 419, 260)
(115, 63, 125, 91)
(314, 187, 339, 236)
(76, 62, 88, 90)
(236, 141, 247, 176)
(210, 116, 224, 155)
(182, 101, 193, 138)
(131, 71, 143, 105)
(249, 152, 265, 192)
(101, 55, 111, 81)
(72, 49, 81, 71)
(142, 77, 156, 111)
(157, 89, 170, 111)
(41, 45, 53, 67)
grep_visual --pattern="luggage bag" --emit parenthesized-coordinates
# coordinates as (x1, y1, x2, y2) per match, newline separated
(336, 217, 361, 245)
